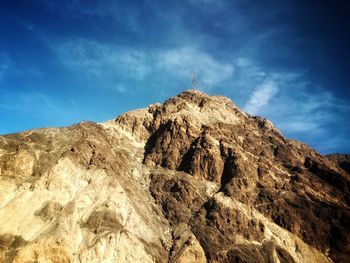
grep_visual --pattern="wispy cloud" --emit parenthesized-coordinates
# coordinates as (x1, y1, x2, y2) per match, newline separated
(39, 0, 142, 32)
(237, 56, 350, 153)
(275, 89, 350, 154)
(1, 0, 348, 154)
(244, 80, 279, 115)
(186, 0, 228, 13)
(270, 87, 350, 133)
(116, 85, 127, 93)
(54, 39, 150, 81)
(0, 52, 42, 81)
(316, 135, 350, 154)
(43, 32, 350, 153)
(158, 47, 234, 86)
(52, 36, 347, 140)
(52, 38, 234, 90)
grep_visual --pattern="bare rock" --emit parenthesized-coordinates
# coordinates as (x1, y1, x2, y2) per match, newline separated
(326, 153, 350, 174)
(0, 89, 349, 262)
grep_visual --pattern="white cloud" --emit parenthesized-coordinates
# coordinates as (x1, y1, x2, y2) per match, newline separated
(116, 85, 126, 93)
(230, 57, 350, 144)
(39, 0, 142, 32)
(316, 135, 350, 154)
(235, 57, 252, 68)
(271, 88, 350, 133)
(53, 39, 234, 89)
(54, 39, 151, 81)
(281, 121, 320, 133)
(241, 67, 350, 137)
(158, 47, 234, 86)
(244, 80, 279, 115)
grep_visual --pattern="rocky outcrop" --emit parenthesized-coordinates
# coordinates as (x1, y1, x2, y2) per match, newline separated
(326, 154, 350, 174)
(0, 89, 349, 262)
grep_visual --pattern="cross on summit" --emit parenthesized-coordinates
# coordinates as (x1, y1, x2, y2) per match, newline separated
(191, 71, 198, 90)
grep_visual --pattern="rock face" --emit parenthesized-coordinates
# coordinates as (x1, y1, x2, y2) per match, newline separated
(326, 154, 350, 175)
(0, 89, 349, 263)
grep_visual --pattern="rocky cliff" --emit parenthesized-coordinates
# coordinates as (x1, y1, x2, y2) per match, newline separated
(0, 90, 349, 263)
(326, 154, 350, 175)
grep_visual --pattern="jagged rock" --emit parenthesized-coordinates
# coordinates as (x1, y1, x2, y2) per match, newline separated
(0, 89, 349, 262)
(326, 153, 350, 174)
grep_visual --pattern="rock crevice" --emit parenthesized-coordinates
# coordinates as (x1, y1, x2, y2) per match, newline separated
(0, 89, 349, 262)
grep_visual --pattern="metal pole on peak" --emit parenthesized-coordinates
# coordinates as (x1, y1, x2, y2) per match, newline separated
(191, 70, 198, 90)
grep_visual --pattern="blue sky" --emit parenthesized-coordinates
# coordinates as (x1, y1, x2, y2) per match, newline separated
(0, 0, 349, 154)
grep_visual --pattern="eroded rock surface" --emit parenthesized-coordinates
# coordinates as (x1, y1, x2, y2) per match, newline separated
(0, 89, 349, 262)
(327, 154, 350, 174)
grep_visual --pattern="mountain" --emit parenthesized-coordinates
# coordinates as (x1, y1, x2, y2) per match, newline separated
(326, 154, 350, 175)
(0, 89, 349, 263)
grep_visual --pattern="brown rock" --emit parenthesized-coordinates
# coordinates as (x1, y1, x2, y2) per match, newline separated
(0, 89, 349, 262)
(326, 153, 350, 174)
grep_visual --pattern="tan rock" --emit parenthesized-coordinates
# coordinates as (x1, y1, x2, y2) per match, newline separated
(0, 89, 349, 262)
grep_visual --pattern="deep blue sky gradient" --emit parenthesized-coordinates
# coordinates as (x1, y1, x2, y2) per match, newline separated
(0, 0, 349, 154)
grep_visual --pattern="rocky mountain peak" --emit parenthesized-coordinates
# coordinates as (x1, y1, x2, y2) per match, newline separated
(166, 89, 236, 111)
(0, 90, 349, 263)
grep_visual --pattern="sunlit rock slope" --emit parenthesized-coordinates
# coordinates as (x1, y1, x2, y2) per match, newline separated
(0, 90, 349, 262)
